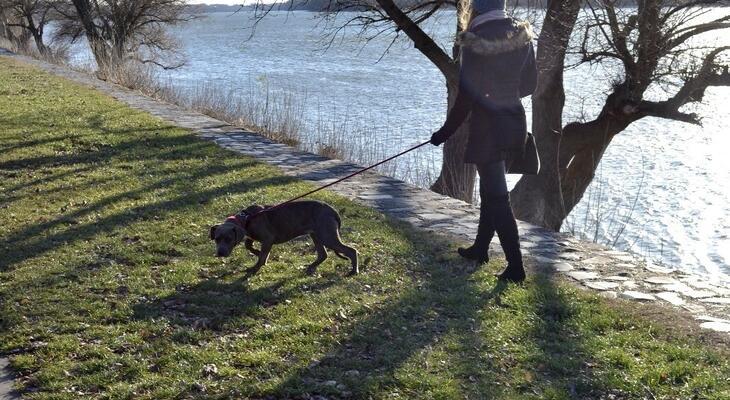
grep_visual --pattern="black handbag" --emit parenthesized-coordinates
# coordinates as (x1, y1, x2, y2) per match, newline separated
(506, 132, 540, 175)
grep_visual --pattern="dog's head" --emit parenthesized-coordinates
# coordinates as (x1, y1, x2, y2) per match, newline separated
(209, 219, 246, 257)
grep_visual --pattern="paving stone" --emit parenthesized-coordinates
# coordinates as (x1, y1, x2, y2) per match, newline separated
(645, 262, 676, 274)
(645, 276, 679, 285)
(584, 281, 620, 291)
(558, 253, 582, 261)
(604, 275, 630, 281)
(682, 303, 707, 314)
(700, 297, 730, 305)
(696, 315, 730, 323)
(554, 262, 574, 272)
(357, 194, 394, 200)
(532, 255, 556, 264)
(619, 291, 656, 301)
(622, 280, 638, 289)
(581, 256, 614, 265)
(567, 271, 599, 281)
(415, 213, 450, 221)
(662, 283, 715, 299)
(655, 291, 685, 306)
(1, 357, 19, 400)
(699, 321, 730, 333)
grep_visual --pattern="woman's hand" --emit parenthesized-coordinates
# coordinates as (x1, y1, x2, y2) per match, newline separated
(430, 128, 450, 146)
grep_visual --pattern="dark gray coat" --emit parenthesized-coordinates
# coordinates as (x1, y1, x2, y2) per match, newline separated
(439, 18, 537, 165)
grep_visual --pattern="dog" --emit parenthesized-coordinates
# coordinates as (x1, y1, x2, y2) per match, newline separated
(210, 200, 359, 276)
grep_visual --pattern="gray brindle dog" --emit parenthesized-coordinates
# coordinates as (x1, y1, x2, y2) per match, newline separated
(210, 200, 359, 276)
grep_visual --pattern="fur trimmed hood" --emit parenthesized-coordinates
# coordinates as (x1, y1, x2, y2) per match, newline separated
(457, 20, 535, 56)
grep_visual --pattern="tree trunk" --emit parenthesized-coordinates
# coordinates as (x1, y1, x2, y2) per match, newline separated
(510, 0, 581, 231)
(70, 0, 112, 73)
(430, 3, 476, 203)
(430, 80, 477, 202)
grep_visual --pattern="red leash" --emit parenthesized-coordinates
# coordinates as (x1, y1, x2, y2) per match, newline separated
(231, 140, 431, 229)
(269, 140, 431, 212)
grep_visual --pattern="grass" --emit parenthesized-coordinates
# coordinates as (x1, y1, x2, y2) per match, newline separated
(0, 56, 729, 399)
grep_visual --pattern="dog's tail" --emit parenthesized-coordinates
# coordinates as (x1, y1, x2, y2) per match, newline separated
(333, 250, 349, 260)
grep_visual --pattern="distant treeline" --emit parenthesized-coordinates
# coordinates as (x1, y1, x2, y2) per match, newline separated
(187, 0, 727, 14)
(187, 1, 458, 14)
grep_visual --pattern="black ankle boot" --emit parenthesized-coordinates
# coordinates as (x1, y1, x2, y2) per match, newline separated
(489, 195, 525, 283)
(458, 199, 494, 263)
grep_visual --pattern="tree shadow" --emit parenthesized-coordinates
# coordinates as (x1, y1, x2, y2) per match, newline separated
(265, 257, 602, 398)
(1, 122, 298, 272)
(131, 270, 344, 333)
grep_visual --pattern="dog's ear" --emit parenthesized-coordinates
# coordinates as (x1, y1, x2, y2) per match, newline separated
(209, 224, 219, 240)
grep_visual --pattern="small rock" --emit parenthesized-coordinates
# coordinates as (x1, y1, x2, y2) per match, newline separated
(323, 380, 338, 387)
(344, 369, 360, 378)
(202, 364, 218, 376)
(619, 291, 655, 301)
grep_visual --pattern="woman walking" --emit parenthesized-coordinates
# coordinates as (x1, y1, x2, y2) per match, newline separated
(430, 0, 537, 282)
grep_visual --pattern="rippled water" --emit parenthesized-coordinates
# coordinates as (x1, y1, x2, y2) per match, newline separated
(67, 10, 730, 279)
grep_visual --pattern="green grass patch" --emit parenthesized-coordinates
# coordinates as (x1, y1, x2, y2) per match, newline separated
(1, 56, 729, 399)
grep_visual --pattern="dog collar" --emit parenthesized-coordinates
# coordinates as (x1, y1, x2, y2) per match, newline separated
(225, 214, 246, 228)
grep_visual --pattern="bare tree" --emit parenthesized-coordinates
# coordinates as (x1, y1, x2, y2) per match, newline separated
(510, 0, 730, 230)
(254, 0, 729, 230)
(53, 0, 192, 73)
(1, 4, 33, 52)
(0, 0, 56, 55)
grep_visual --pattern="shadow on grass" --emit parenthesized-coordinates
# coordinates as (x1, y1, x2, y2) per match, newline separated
(272, 264, 600, 398)
(1, 126, 297, 272)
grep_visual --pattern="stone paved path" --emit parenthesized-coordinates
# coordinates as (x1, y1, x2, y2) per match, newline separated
(0, 358, 18, 400)
(3, 52, 730, 337)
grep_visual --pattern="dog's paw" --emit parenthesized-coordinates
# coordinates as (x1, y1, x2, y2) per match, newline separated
(346, 269, 359, 277)
(305, 267, 318, 276)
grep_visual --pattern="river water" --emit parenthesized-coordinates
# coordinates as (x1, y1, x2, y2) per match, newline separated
(66, 10, 730, 279)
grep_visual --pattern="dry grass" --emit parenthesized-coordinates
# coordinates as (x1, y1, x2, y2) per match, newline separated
(110, 63, 441, 189)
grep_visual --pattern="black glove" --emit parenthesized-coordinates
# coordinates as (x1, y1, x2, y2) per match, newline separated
(430, 128, 450, 146)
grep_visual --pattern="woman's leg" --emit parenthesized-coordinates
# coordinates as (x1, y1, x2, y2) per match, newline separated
(481, 161, 525, 282)
(457, 161, 505, 262)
